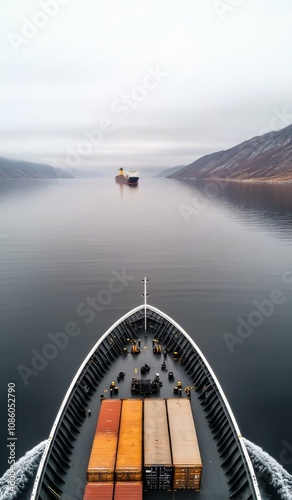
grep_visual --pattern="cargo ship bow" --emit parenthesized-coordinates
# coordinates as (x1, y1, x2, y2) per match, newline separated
(31, 278, 261, 500)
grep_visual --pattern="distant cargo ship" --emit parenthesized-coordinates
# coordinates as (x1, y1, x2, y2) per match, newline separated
(115, 167, 139, 185)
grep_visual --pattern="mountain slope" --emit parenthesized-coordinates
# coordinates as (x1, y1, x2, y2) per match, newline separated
(155, 165, 186, 178)
(169, 125, 292, 182)
(0, 157, 74, 179)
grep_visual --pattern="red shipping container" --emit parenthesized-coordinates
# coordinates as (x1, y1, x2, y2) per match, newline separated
(95, 399, 122, 434)
(114, 482, 142, 500)
(83, 482, 114, 499)
(87, 400, 122, 482)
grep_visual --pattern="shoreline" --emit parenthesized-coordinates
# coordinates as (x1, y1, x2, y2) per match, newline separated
(171, 177, 292, 185)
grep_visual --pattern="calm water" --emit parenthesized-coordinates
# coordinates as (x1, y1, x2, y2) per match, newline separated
(0, 177, 292, 479)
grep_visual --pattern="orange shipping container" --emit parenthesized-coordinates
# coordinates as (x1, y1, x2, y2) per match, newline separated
(114, 482, 142, 500)
(115, 399, 142, 481)
(87, 399, 122, 482)
(83, 482, 114, 500)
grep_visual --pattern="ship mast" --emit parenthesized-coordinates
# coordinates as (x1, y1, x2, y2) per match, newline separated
(141, 277, 149, 334)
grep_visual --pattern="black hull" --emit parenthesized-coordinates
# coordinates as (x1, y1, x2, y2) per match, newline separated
(115, 175, 139, 185)
(31, 304, 261, 500)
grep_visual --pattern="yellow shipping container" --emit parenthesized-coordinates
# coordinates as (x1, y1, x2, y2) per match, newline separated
(115, 399, 143, 481)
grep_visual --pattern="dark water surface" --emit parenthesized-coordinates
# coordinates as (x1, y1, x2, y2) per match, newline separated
(0, 177, 292, 478)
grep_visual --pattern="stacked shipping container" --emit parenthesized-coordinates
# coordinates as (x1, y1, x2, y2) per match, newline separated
(167, 398, 202, 490)
(87, 399, 122, 482)
(84, 398, 202, 497)
(115, 399, 143, 481)
(143, 399, 173, 490)
(114, 482, 143, 499)
(83, 482, 114, 500)
(83, 482, 142, 500)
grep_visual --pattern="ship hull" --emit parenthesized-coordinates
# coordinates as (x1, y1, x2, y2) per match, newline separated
(31, 303, 261, 500)
(115, 175, 139, 185)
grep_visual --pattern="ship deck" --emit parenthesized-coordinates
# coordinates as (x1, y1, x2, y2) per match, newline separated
(31, 305, 259, 499)
(59, 336, 230, 499)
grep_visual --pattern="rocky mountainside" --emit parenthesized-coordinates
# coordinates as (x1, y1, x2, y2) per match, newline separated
(169, 125, 292, 182)
(0, 157, 74, 179)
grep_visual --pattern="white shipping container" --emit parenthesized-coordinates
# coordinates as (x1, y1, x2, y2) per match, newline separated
(144, 399, 173, 490)
(144, 399, 172, 466)
(167, 398, 202, 490)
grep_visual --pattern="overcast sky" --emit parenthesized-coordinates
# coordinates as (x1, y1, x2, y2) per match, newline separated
(0, 0, 291, 172)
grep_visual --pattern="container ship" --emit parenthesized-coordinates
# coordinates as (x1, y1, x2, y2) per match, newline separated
(30, 278, 261, 499)
(115, 168, 139, 186)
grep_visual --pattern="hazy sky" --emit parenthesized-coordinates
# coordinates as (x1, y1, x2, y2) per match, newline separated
(0, 0, 291, 172)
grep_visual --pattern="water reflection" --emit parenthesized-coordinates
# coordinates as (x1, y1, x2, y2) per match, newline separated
(186, 180, 292, 240)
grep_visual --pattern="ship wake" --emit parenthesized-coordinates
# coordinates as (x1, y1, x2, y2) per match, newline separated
(0, 440, 47, 500)
(244, 438, 292, 499)
(1, 439, 292, 499)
